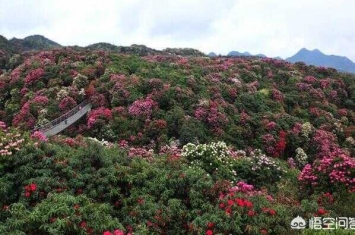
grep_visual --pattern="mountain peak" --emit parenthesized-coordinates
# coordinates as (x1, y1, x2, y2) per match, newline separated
(297, 48, 323, 54)
(208, 52, 217, 57)
(287, 48, 355, 73)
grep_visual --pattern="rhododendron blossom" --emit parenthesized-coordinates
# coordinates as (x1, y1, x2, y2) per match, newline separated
(87, 108, 112, 128)
(25, 68, 45, 85)
(59, 97, 77, 111)
(128, 97, 157, 119)
(272, 89, 284, 101)
(32, 95, 49, 105)
(31, 131, 48, 142)
(299, 148, 355, 191)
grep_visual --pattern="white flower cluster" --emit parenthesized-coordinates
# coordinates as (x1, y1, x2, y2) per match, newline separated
(87, 137, 114, 148)
(340, 116, 349, 125)
(233, 150, 247, 158)
(332, 120, 343, 134)
(295, 147, 308, 168)
(182, 141, 230, 162)
(79, 88, 86, 96)
(301, 122, 313, 139)
(197, 98, 209, 106)
(345, 137, 355, 146)
(56, 88, 69, 101)
(229, 77, 242, 87)
(182, 141, 237, 178)
(73, 73, 88, 89)
(249, 149, 286, 176)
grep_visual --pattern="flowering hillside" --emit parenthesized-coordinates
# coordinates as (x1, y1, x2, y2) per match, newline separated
(1, 48, 355, 234)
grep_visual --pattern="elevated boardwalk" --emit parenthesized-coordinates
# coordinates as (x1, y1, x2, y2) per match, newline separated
(34, 100, 92, 137)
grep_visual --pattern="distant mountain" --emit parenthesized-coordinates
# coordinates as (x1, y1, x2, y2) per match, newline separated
(208, 52, 217, 57)
(286, 48, 355, 73)
(85, 42, 119, 51)
(228, 51, 251, 57)
(0, 35, 17, 54)
(256, 53, 267, 58)
(9, 35, 61, 51)
(0, 35, 61, 58)
(228, 51, 266, 58)
(163, 48, 205, 57)
(0, 34, 206, 58)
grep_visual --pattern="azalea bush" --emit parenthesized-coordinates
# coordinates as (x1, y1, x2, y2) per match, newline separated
(182, 142, 239, 182)
(233, 149, 287, 188)
(0, 134, 353, 234)
(0, 121, 29, 157)
(1, 44, 355, 234)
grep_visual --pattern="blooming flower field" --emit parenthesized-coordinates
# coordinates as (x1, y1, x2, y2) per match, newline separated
(1, 48, 355, 234)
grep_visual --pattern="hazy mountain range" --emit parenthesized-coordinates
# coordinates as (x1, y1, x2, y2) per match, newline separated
(1, 34, 355, 73)
(0, 35, 205, 57)
(210, 48, 355, 74)
(285, 48, 355, 73)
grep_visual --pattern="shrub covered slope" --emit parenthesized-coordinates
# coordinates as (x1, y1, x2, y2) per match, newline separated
(1, 47, 355, 234)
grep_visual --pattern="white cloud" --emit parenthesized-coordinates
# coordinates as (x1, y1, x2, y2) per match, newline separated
(0, 0, 355, 60)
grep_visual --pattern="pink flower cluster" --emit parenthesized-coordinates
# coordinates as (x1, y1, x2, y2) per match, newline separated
(299, 149, 355, 191)
(128, 97, 158, 119)
(337, 109, 348, 117)
(292, 122, 302, 135)
(32, 95, 49, 105)
(312, 129, 337, 157)
(24, 68, 45, 85)
(103, 229, 131, 235)
(296, 82, 312, 91)
(128, 147, 153, 159)
(229, 181, 255, 193)
(89, 93, 107, 107)
(303, 76, 317, 84)
(272, 89, 284, 102)
(87, 108, 112, 128)
(310, 88, 325, 99)
(329, 90, 338, 100)
(10, 67, 22, 83)
(159, 145, 181, 157)
(0, 125, 25, 156)
(319, 79, 331, 89)
(240, 110, 250, 124)
(0, 121, 6, 130)
(298, 164, 318, 186)
(262, 134, 276, 156)
(194, 101, 229, 130)
(31, 131, 48, 142)
(59, 97, 77, 111)
(12, 102, 36, 129)
(266, 121, 277, 130)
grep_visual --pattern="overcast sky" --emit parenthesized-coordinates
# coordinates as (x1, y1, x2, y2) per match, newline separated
(1, 0, 355, 60)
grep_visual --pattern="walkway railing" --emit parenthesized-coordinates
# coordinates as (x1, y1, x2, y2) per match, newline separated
(34, 99, 91, 133)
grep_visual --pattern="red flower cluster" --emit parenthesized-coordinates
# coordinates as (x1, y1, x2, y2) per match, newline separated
(194, 100, 229, 131)
(274, 131, 287, 157)
(24, 68, 45, 85)
(220, 194, 254, 216)
(262, 207, 276, 216)
(87, 107, 112, 128)
(128, 96, 157, 119)
(205, 222, 215, 235)
(59, 97, 77, 111)
(24, 183, 37, 197)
